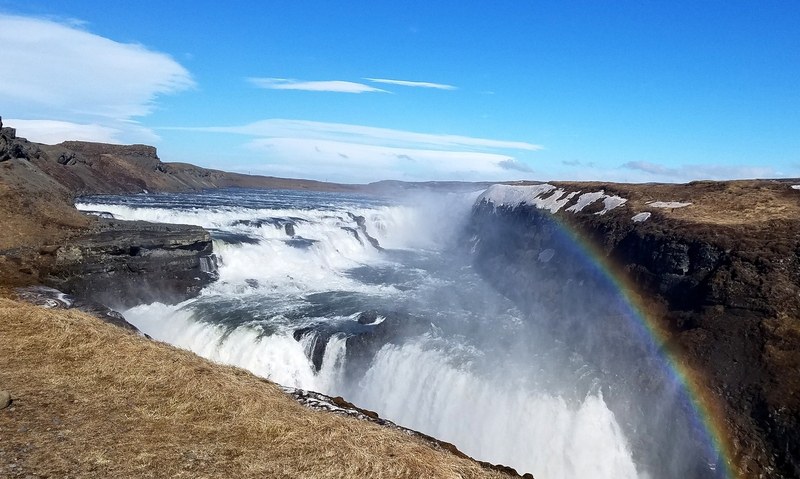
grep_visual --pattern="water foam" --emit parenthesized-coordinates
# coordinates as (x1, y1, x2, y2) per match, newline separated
(99, 189, 641, 478)
(125, 302, 322, 389)
(347, 342, 639, 479)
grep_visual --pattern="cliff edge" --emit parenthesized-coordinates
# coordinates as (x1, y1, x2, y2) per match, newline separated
(469, 181, 800, 478)
(0, 127, 220, 303)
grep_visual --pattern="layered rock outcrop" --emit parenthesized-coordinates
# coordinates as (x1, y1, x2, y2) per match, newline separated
(468, 182, 800, 478)
(45, 219, 217, 309)
(0, 129, 219, 305)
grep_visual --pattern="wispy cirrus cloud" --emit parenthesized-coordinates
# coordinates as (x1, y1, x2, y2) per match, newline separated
(180, 119, 542, 152)
(365, 78, 457, 90)
(4, 119, 123, 144)
(166, 119, 541, 182)
(0, 13, 193, 144)
(247, 77, 388, 93)
(498, 159, 533, 172)
(622, 160, 777, 181)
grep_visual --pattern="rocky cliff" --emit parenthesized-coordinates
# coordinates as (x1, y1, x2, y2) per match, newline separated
(467, 182, 800, 478)
(45, 219, 217, 309)
(0, 124, 218, 304)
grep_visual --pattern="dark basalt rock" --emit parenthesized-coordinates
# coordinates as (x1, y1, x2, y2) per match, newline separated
(467, 198, 800, 479)
(357, 310, 379, 324)
(208, 229, 260, 245)
(45, 218, 218, 309)
(15, 285, 143, 334)
(284, 237, 318, 249)
(293, 327, 329, 372)
(340, 226, 363, 245)
(347, 212, 383, 250)
(0, 126, 41, 162)
(344, 310, 429, 382)
(232, 217, 305, 232)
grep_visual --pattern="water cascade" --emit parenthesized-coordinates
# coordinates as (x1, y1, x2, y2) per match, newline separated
(77, 188, 713, 478)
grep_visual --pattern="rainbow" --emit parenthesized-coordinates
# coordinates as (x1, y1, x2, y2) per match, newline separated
(478, 184, 738, 478)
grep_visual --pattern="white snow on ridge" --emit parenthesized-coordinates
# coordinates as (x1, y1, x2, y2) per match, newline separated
(632, 212, 651, 223)
(477, 184, 556, 208)
(791, 185, 800, 190)
(566, 191, 606, 213)
(648, 201, 692, 209)
(477, 184, 628, 215)
(597, 196, 627, 215)
(478, 184, 579, 213)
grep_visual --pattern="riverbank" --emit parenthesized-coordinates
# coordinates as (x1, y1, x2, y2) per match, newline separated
(0, 297, 517, 478)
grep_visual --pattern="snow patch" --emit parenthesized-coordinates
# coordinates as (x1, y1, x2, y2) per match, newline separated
(477, 184, 556, 208)
(477, 184, 579, 213)
(566, 192, 606, 213)
(597, 196, 627, 215)
(791, 185, 800, 190)
(478, 185, 628, 216)
(631, 212, 651, 223)
(648, 201, 692, 209)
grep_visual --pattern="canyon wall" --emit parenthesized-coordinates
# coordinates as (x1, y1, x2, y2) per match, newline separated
(467, 183, 800, 478)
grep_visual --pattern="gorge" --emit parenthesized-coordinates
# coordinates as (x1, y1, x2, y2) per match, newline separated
(1, 130, 799, 478)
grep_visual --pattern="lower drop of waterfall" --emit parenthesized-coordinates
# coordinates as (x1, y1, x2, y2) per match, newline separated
(346, 343, 639, 479)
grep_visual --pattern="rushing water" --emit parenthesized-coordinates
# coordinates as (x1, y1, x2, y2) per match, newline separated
(77, 188, 640, 478)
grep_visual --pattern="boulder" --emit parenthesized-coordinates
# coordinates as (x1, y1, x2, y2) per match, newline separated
(357, 310, 379, 324)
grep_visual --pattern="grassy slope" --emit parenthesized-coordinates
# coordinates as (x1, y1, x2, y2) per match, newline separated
(0, 298, 511, 479)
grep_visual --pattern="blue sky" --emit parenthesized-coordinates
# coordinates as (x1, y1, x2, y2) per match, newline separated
(1, 1, 798, 183)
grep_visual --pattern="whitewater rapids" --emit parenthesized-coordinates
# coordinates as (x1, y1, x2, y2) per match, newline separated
(78, 188, 640, 478)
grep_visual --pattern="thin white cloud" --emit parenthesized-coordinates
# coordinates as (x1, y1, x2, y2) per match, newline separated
(247, 137, 521, 172)
(622, 160, 776, 181)
(0, 14, 193, 143)
(6, 119, 123, 144)
(165, 119, 540, 182)
(242, 138, 531, 183)
(248, 78, 388, 93)
(365, 78, 457, 90)
(175, 119, 542, 152)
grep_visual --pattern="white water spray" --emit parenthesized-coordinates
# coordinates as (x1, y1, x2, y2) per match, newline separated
(82, 189, 641, 478)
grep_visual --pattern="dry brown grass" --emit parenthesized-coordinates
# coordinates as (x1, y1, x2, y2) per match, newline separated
(0, 298, 512, 479)
(549, 179, 800, 226)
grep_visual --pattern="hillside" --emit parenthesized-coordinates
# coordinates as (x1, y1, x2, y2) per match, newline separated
(0, 297, 515, 479)
(0, 125, 360, 290)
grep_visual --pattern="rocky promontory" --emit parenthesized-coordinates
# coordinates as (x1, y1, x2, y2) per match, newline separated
(45, 219, 216, 309)
(0, 124, 360, 304)
(468, 182, 800, 478)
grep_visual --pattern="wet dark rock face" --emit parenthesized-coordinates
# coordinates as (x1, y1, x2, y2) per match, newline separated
(44, 219, 218, 309)
(467, 199, 800, 479)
